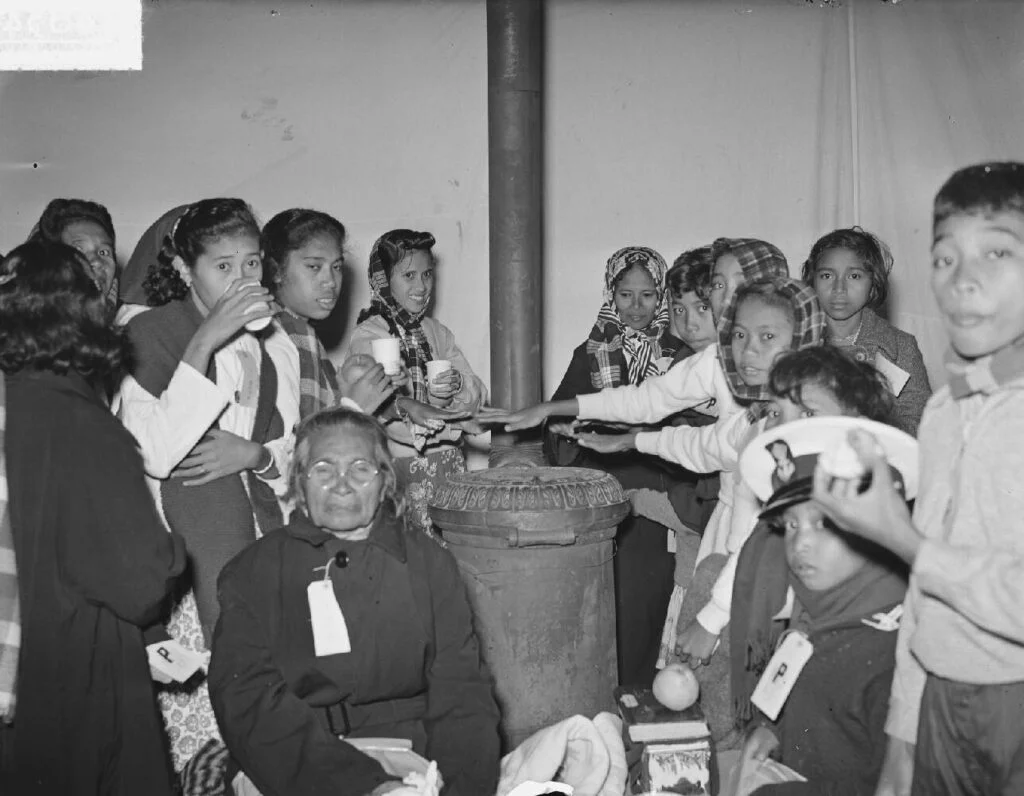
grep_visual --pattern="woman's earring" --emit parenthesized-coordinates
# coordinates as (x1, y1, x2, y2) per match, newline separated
(172, 255, 193, 287)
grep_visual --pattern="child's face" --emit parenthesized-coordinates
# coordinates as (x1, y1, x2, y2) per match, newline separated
(709, 254, 745, 320)
(730, 298, 795, 386)
(275, 233, 344, 321)
(932, 211, 1024, 359)
(764, 382, 849, 430)
(669, 290, 715, 351)
(783, 502, 867, 591)
(613, 265, 660, 331)
(389, 250, 434, 316)
(813, 248, 872, 323)
(189, 233, 262, 312)
(61, 220, 116, 299)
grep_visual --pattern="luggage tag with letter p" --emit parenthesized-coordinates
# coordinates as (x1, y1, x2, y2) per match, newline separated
(308, 556, 352, 657)
(750, 631, 814, 721)
(147, 638, 206, 683)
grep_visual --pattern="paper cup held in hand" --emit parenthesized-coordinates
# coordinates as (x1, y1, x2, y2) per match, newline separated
(426, 359, 452, 382)
(244, 300, 273, 332)
(371, 337, 403, 375)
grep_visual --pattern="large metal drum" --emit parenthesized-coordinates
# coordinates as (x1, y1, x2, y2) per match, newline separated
(428, 466, 628, 750)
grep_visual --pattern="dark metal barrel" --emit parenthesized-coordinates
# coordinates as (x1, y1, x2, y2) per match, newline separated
(429, 466, 626, 750)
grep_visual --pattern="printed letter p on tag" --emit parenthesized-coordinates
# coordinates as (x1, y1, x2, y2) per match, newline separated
(750, 632, 814, 721)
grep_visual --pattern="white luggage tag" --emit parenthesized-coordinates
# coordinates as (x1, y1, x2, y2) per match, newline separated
(147, 638, 206, 683)
(308, 554, 352, 656)
(874, 353, 910, 397)
(750, 631, 814, 721)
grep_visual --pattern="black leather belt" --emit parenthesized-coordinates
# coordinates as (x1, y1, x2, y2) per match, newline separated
(323, 693, 429, 736)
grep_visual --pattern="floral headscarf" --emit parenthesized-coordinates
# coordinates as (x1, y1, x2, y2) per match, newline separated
(586, 246, 670, 389)
(717, 277, 827, 403)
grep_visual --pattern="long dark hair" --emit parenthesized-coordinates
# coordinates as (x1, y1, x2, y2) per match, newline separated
(801, 227, 893, 310)
(142, 198, 261, 306)
(0, 241, 130, 384)
(260, 208, 347, 291)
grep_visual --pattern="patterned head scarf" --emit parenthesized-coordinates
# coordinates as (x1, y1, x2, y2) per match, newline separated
(586, 246, 670, 389)
(363, 233, 435, 404)
(119, 204, 192, 306)
(710, 237, 790, 333)
(717, 277, 827, 403)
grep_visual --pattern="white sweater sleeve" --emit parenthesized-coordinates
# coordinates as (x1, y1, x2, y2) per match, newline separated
(694, 430, 765, 635)
(696, 553, 738, 635)
(117, 364, 231, 479)
(577, 344, 721, 424)
(634, 409, 746, 473)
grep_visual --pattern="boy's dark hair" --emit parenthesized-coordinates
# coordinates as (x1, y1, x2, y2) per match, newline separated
(260, 208, 347, 290)
(801, 227, 893, 309)
(667, 245, 714, 300)
(143, 198, 260, 306)
(0, 240, 130, 382)
(29, 198, 116, 247)
(733, 280, 797, 328)
(769, 345, 894, 423)
(934, 161, 1024, 228)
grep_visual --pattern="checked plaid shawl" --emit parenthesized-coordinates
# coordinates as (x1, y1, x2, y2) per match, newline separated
(586, 246, 670, 389)
(276, 310, 341, 420)
(716, 276, 827, 406)
(0, 375, 19, 723)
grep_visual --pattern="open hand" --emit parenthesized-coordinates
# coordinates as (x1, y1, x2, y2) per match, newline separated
(399, 398, 471, 430)
(176, 429, 264, 486)
(548, 420, 577, 439)
(576, 430, 638, 454)
(741, 726, 780, 764)
(675, 620, 719, 668)
(475, 402, 553, 431)
(812, 429, 921, 564)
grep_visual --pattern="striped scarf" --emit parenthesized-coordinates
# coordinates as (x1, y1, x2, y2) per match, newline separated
(0, 375, 19, 723)
(586, 246, 670, 389)
(362, 248, 434, 404)
(276, 310, 340, 420)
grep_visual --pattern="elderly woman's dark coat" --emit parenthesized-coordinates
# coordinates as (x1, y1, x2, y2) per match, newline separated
(0, 371, 186, 795)
(208, 508, 501, 796)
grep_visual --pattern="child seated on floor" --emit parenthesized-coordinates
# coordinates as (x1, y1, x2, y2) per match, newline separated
(727, 416, 917, 795)
(812, 161, 1024, 794)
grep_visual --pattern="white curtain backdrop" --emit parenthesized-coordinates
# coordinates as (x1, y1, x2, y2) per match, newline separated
(2, 0, 1024, 394)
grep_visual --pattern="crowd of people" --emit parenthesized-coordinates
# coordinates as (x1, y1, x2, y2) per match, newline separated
(0, 159, 1022, 796)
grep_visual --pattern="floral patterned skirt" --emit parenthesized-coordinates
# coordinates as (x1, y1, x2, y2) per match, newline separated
(393, 445, 466, 541)
(157, 590, 222, 777)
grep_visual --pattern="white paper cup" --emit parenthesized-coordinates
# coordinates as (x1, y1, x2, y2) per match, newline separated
(371, 337, 402, 375)
(244, 300, 272, 332)
(426, 359, 452, 382)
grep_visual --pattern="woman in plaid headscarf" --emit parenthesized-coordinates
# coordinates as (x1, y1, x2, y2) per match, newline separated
(345, 229, 486, 537)
(541, 246, 681, 687)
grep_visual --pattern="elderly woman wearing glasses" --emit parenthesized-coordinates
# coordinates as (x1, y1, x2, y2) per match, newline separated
(208, 407, 500, 796)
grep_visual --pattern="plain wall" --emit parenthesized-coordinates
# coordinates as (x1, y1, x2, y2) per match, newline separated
(4, 0, 1024, 407)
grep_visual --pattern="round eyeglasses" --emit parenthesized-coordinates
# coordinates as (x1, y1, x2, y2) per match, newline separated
(305, 458, 380, 490)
